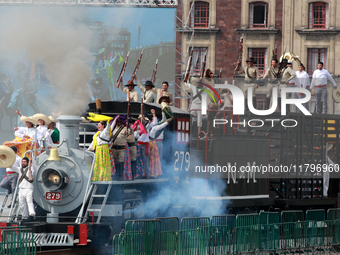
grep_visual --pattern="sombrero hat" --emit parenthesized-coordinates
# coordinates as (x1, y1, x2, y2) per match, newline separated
(246, 57, 257, 64)
(48, 116, 58, 123)
(0, 145, 16, 168)
(144, 80, 155, 88)
(32, 113, 51, 125)
(20, 116, 38, 125)
(125, 80, 136, 87)
(138, 114, 150, 121)
(158, 96, 170, 104)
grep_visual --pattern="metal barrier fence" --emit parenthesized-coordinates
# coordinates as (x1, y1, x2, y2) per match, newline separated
(0, 227, 36, 255)
(113, 212, 340, 255)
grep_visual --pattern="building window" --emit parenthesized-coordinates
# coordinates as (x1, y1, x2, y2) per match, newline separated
(249, 2, 269, 29)
(190, 47, 208, 75)
(309, 2, 328, 29)
(191, 1, 209, 28)
(255, 95, 266, 110)
(307, 48, 327, 75)
(248, 48, 268, 75)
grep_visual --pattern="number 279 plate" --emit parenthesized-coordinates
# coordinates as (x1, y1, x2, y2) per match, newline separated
(45, 192, 61, 201)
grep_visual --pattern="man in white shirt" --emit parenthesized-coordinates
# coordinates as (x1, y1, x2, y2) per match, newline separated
(296, 64, 310, 111)
(310, 62, 337, 114)
(0, 146, 21, 207)
(10, 156, 36, 220)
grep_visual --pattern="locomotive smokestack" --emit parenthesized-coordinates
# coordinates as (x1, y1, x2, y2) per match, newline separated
(57, 115, 83, 149)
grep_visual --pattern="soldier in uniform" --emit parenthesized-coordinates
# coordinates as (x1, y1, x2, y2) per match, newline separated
(120, 78, 139, 102)
(0, 75, 16, 123)
(127, 119, 137, 180)
(111, 115, 127, 181)
(262, 59, 279, 109)
(152, 81, 174, 106)
(279, 59, 296, 113)
(236, 57, 261, 110)
(136, 78, 155, 103)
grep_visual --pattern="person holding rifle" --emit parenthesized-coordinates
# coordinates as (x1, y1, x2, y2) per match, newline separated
(152, 81, 174, 106)
(235, 57, 261, 110)
(136, 76, 155, 103)
(111, 115, 127, 181)
(262, 59, 279, 110)
(120, 78, 139, 102)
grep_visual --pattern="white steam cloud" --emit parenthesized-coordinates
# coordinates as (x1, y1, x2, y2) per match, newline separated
(0, 7, 93, 115)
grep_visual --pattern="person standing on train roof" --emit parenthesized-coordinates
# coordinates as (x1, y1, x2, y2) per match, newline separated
(152, 81, 174, 106)
(111, 115, 127, 181)
(32, 113, 53, 146)
(47, 116, 60, 144)
(88, 120, 114, 181)
(135, 75, 155, 103)
(310, 62, 337, 114)
(119, 78, 139, 102)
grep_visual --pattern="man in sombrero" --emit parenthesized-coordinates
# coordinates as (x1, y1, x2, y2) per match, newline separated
(120, 78, 139, 102)
(135, 76, 155, 103)
(111, 115, 127, 181)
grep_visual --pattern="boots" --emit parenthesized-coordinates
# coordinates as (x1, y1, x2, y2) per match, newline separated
(252, 97, 257, 110)
(131, 161, 136, 180)
(265, 97, 270, 110)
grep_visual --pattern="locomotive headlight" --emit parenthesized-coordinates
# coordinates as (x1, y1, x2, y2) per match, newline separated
(42, 168, 68, 191)
(48, 174, 61, 184)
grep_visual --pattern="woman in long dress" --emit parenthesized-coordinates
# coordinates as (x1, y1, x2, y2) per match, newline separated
(88, 120, 113, 181)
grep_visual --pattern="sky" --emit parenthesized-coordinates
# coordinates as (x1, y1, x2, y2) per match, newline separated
(84, 7, 176, 48)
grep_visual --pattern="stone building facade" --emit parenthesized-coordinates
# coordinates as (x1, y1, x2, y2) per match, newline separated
(176, 0, 340, 113)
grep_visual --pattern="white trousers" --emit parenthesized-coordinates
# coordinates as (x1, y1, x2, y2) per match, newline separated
(190, 101, 202, 127)
(19, 188, 35, 218)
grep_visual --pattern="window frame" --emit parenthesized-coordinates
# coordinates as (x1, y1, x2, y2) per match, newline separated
(190, 1, 210, 28)
(308, 2, 328, 29)
(190, 47, 208, 76)
(248, 48, 268, 75)
(307, 48, 328, 75)
(249, 2, 269, 29)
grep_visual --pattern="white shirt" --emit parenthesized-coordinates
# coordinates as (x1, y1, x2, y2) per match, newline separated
(288, 71, 301, 87)
(156, 112, 166, 140)
(6, 155, 22, 173)
(10, 162, 37, 189)
(36, 125, 53, 146)
(311, 69, 337, 89)
(15, 127, 37, 140)
(137, 117, 157, 143)
(296, 70, 310, 90)
(88, 123, 112, 151)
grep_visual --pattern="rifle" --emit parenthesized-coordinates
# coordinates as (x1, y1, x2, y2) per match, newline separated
(151, 59, 158, 85)
(219, 68, 222, 83)
(277, 47, 287, 77)
(272, 44, 277, 60)
(115, 51, 130, 88)
(200, 55, 207, 80)
(128, 50, 143, 84)
(126, 96, 131, 130)
(183, 50, 193, 83)
(234, 37, 243, 74)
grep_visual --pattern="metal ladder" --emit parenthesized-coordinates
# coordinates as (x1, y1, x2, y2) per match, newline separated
(83, 183, 112, 224)
(0, 192, 10, 217)
(7, 182, 20, 222)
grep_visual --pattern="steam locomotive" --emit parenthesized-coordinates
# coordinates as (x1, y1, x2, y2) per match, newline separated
(1, 101, 338, 248)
